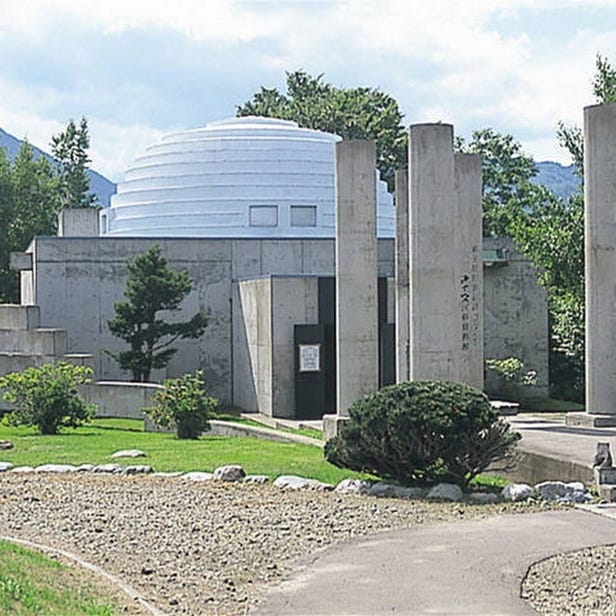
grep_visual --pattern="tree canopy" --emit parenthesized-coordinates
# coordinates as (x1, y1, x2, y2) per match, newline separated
(0, 118, 94, 302)
(237, 70, 407, 190)
(51, 117, 96, 209)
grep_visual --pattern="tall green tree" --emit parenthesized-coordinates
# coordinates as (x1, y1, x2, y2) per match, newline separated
(237, 70, 407, 190)
(0, 118, 94, 302)
(0, 142, 60, 302)
(51, 117, 96, 208)
(456, 128, 540, 237)
(107, 244, 209, 382)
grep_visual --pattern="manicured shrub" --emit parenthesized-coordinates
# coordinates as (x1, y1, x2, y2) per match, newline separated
(0, 363, 95, 435)
(324, 380, 520, 488)
(142, 370, 217, 439)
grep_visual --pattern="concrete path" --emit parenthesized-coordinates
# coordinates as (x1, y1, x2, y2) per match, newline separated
(254, 509, 616, 616)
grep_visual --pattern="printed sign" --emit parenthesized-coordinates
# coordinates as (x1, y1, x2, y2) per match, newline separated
(299, 344, 321, 372)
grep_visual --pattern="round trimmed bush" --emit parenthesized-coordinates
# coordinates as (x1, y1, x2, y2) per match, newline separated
(324, 380, 520, 488)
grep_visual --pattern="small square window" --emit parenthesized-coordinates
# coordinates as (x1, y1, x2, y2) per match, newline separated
(249, 205, 278, 227)
(290, 205, 317, 227)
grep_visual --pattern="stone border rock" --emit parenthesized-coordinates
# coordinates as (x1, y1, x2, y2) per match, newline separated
(0, 460, 595, 505)
(0, 534, 166, 616)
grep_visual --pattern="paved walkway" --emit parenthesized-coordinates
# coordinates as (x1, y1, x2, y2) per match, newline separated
(249, 412, 616, 615)
(254, 509, 616, 615)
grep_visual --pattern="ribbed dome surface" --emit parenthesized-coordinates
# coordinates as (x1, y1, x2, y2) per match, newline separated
(101, 117, 395, 238)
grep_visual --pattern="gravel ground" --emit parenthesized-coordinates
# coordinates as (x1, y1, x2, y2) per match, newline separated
(0, 473, 555, 616)
(522, 543, 616, 615)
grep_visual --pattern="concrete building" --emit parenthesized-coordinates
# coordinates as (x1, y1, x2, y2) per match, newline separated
(4, 117, 549, 419)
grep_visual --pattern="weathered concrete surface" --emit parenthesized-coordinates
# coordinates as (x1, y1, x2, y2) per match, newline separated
(394, 169, 410, 383)
(483, 238, 549, 400)
(408, 124, 460, 382)
(455, 153, 484, 390)
(82, 381, 163, 420)
(58, 208, 100, 237)
(19, 235, 548, 412)
(335, 141, 379, 416)
(255, 510, 615, 616)
(584, 103, 616, 419)
(0, 305, 40, 330)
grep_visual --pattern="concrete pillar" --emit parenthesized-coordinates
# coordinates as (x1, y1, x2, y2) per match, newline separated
(334, 140, 379, 416)
(568, 103, 616, 427)
(395, 169, 410, 382)
(409, 123, 460, 382)
(455, 153, 484, 390)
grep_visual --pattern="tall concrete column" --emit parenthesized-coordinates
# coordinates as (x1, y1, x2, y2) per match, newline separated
(335, 140, 379, 416)
(395, 168, 410, 382)
(455, 153, 484, 390)
(569, 103, 616, 427)
(409, 123, 460, 382)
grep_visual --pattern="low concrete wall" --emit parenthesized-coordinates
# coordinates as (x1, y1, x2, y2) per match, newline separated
(0, 305, 40, 330)
(81, 381, 163, 420)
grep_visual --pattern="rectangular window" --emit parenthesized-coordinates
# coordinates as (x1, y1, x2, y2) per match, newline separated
(290, 205, 317, 227)
(249, 205, 278, 227)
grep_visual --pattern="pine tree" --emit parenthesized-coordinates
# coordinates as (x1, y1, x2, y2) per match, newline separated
(107, 245, 209, 382)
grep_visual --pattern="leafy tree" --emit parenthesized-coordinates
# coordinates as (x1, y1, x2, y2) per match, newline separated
(50, 117, 96, 208)
(107, 244, 209, 382)
(0, 363, 95, 435)
(455, 128, 540, 237)
(0, 142, 60, 302)
(142, 370, 217, 439)
(237, 70, 407, 190)
(0, 118, 95, 302)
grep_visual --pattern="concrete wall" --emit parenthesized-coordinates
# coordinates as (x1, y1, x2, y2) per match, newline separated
(19, 235, 548, 411)
(58, 208, 100, 237)
(234, 278, 272, 414)
(483, 237, 549, 399)
(82, 381, 163, 419)
(234, 276, 319, 417)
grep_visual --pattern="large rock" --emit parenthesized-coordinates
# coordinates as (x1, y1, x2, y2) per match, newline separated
(92, 463, 123, 474)
(426, 483, 463, 502)
(111, 449, 146, 459)
(534, 481, 567, 500)
(0, 440, 13, 450)
(502, 483, 534, 502)
(0, 462, 14, 472)
(535, 480, 591, 504)
(273, 475, 333, 491)
(213, 465, 246, 482)
(123, 465, 153, 475)
(10, 466, 34, 473)
(182, 471, 214, 482)
(34, 464, 78, 473)
(335, 479, 373, 495)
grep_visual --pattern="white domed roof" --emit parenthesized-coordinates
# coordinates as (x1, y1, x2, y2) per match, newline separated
(101, 116, 394, 238)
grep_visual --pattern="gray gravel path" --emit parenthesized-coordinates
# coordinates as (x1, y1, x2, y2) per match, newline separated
(0, 473, 550, 616)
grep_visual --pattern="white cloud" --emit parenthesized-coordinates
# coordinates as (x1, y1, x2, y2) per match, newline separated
(2, 0, 616, 172)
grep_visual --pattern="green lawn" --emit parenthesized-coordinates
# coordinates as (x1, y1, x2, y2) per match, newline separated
(0, 540, 119, 615)
(0, 418, 368, 484)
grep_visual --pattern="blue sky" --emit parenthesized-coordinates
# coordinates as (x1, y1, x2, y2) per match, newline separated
(1, 0, 615, 181)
